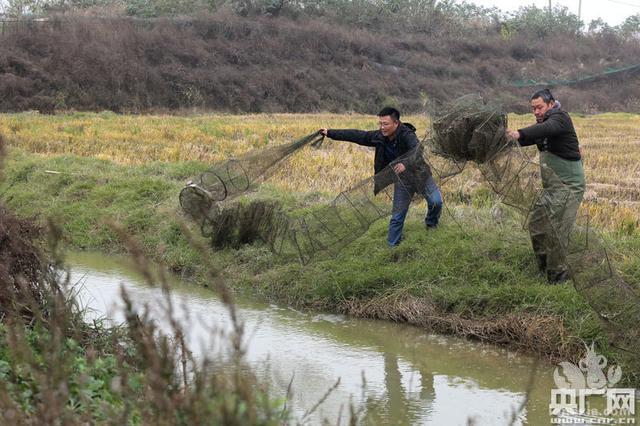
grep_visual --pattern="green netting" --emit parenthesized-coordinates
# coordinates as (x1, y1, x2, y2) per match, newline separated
(511, 62, 640, 87)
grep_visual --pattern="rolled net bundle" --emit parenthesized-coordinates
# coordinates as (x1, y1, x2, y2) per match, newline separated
(429, 94, 511, 164)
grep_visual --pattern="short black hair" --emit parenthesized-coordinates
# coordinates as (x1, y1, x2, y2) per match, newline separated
(531, 88, 555, 104)
(378, 107, 400, 121)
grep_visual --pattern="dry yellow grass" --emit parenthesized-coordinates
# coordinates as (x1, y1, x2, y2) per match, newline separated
(1, 111, 638, 233)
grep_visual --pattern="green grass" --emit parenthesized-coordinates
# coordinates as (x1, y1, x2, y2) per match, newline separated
(2, 149, 639, 384)
(1, 149, 211, 274)
(229, 216, 605, 337)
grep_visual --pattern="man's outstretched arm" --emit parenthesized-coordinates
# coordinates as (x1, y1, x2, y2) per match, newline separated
(320, 128, 377, 147)
(507, 114, 568, 146)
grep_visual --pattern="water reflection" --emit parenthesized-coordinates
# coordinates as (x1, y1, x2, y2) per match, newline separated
(67, 251, 557, 425)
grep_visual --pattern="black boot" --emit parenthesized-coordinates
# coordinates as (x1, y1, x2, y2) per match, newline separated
(548, 270, 570, 284)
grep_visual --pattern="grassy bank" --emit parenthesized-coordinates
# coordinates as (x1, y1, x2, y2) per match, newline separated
(2, 147, 639, 385)
(0, 148, 209, 273)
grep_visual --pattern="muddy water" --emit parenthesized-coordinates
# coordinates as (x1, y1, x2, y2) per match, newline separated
(67, 251, 567, 425)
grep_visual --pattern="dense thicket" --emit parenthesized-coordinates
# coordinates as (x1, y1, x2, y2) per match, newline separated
(1, 2, 639, 113)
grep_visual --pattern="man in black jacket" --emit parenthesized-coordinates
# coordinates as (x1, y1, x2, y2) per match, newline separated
(320, 107, 442, 247)
(507, 89, 586, 283)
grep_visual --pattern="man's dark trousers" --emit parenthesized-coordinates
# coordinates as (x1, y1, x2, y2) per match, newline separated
(388, 175, 442, 246)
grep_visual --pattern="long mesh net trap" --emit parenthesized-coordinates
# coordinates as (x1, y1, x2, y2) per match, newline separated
(179, 94, 639, 364)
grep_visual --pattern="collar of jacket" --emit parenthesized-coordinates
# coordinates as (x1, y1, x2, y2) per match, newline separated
(386, 122, 416, 143)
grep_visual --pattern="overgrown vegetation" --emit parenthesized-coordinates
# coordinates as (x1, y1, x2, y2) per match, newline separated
(0, 134, 290, 424)
(3, 0, 640, 36)
(0, 3, 639, 113)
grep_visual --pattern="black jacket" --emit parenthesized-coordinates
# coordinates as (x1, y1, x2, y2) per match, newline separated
(327, 123, 422, 174)
(517, 108, 581, 161)
(327, 123, 431, 194)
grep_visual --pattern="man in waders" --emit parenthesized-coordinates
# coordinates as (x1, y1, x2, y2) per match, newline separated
(507, 89, 586, 283)
(320, 107, 443, 247)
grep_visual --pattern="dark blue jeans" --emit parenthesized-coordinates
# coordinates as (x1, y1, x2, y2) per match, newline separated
(388, 176, 443, 246)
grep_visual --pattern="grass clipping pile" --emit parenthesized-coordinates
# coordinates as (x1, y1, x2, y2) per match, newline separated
(429, 94, 511, 164)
